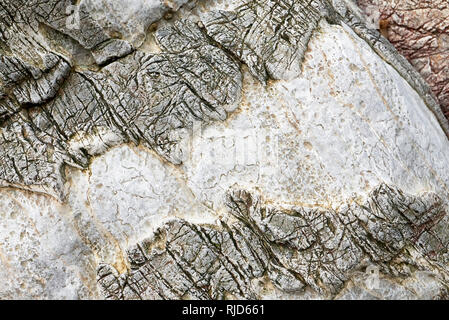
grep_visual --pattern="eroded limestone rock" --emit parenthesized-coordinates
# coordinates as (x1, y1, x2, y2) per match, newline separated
(1, 0, 447, 198)
(1, 0, 449, 300)
(97, 185, 449, 299)
(202, 0, 327, 82)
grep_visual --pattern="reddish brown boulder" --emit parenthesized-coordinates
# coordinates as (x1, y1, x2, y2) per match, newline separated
(357, 0, 449, 119)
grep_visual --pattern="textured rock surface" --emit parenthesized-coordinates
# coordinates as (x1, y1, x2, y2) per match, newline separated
(98, 185, 449, 299)
(356, 0, 449, 119)
(1, 0, 449, 300)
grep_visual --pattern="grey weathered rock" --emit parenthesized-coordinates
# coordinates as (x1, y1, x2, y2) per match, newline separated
(202, 0, 327, 82)
(97, 185, 449, 299)
(1, 0, 449, 300)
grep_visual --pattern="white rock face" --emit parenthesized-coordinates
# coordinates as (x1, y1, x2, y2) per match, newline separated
(0, 190, 97, 299)
(1, 0, 449, 299)
(182, 20, 449, 211)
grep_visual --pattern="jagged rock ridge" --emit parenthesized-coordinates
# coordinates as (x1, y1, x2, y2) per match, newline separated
(1, 0, 448, 198)
(98, 185, 449, 299)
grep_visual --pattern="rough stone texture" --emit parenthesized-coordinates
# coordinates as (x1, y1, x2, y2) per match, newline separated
(202, 0, 327, 82)
(83, 19, 242, 164)
(0, 2, 242, 197)
(356, 0, 449, 119)
(1, 0, 449, 300)
(98, 185, 449, 299)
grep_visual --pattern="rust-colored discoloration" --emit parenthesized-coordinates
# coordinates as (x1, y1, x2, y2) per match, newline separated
(378, 19, 389, 39)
